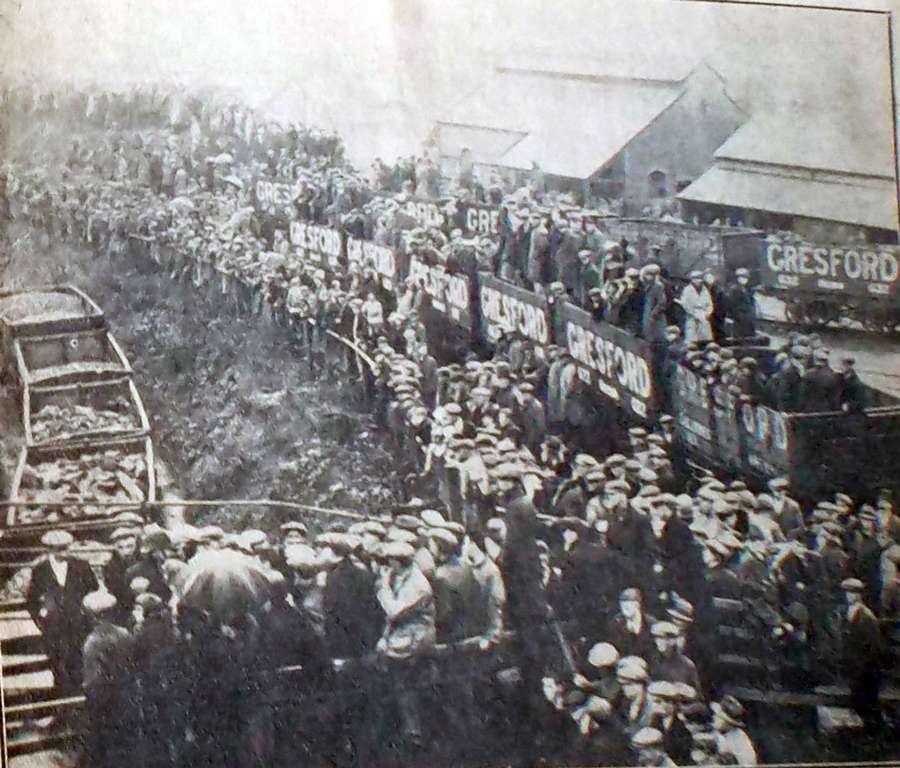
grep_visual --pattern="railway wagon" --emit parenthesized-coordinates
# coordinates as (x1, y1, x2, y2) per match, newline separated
(599, 218, 764, 281)
(13, 327, 133, 388)
(0, 286, 105, 341)
(6, 436, 156, 529)
(755, 233, 900, 332)
(0, 286, 106, 381)
(23, 376, 151, 448)
(671, 350, 900, 500)
(473, 273, 900, 498)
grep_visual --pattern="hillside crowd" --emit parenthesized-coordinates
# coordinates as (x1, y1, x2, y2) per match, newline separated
(2, 85, 898, 768)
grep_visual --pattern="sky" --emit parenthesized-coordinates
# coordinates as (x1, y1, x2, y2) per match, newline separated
(0, 0, 896, 171)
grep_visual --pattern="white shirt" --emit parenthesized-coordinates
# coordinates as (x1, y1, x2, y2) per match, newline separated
(717, 727, 757, 766)
(49, 556, 68, 587)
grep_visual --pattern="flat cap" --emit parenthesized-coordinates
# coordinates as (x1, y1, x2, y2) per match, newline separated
(83, 590, 117, 614)
(841, 577, 865, 592)
(587, 642, 620, 669)
(647, 681, 679, 700)
(651, 621, 680, 638)
(616, 655, 649, 682)
(632, 727, 663, 748)
(41, 530, 74, 549)
(284, 544, 319, 569)
(280, 521, 308, 534)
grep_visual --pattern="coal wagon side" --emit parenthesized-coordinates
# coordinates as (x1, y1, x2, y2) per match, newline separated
(13, 328, 133, 388)
(7, 436, 156, 530)
(671, 352, 900, 500)
(23, 376, 150, 448)
(0, 286, 107, 381)
(602, 218, 764, 281)
(755, 234, 900, 332)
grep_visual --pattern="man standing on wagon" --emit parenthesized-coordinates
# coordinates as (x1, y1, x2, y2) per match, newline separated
(677, 271, 713, 344)
(725, 267, 756, 338)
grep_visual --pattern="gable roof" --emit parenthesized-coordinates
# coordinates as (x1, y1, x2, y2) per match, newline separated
(437, 65, 687, 179)
(679, 163, 898, 232)
(714, 112, 895, 179)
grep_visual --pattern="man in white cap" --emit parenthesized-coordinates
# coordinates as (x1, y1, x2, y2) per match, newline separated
(678, 271, 713, 344)
(27, 529, 98, 690)
(726, 267, 756, 338)
(839, 577, 884, 730)
(712, 694, 757, 765)
(81, 589, 131, 766)
(373, 541, 435, 743)
(103, 526, 140, 624)
(631, 726, 676, 767)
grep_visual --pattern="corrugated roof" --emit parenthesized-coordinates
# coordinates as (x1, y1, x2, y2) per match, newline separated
(439, 69, 683, 179)
(678, 164, 899, 232)
(714, 113, 895, 179)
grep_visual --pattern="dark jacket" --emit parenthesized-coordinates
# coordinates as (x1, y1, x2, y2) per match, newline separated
(502, 493, 546, 628)
(27, 557, 98, 633)
(323, 558, 383, 658)
(800, 365, 842, 413)
(767, 365, 802, 412)
(841, 371, 868, 414)
(725, 283, 756, 338)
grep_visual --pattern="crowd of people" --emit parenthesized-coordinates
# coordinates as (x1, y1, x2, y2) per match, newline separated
(3, 85, 899, 768)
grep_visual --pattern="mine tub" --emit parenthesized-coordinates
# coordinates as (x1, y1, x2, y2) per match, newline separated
(13, 329, 132, 388)
(23, 377, 150, 448)
(7, 436, 156, 529)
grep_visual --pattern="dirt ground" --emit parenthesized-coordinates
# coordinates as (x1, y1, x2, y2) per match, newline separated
(1, 226, 401, 533)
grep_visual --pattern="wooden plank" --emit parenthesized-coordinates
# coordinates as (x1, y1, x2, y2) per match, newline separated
(9, 747, 79, 767)
(0, 611, 41, 641)
(2, 653, 50, 676)
(726, 686, 824, 707)
(3, 695, 84, 718)
(7, 730, 79, 759)
(817, 705, 863, 734)
(712, 596, 743, 612)
(718, 625, 755, 641)
(2, 669, 55, 692)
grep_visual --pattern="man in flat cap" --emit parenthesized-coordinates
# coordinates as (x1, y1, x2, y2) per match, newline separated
(615, 656, 652, 736)
(513, 381, 546, 457)
(496, 466, 555, 768)
(650, 621, 701, 691)
(81, 589, 131, 766)
(725, 267, 756, 339)
(764, 351, 801, 413)
(27, 529, 98, 690)
(645, 681, 692, 766)
(839, 356, 868, 415)
(678, 271, 713, 344)
(374, 541, 435, 743)
(712, 695, 757, 765)
(839, 577, 884, 729)
(321, 532, 384, 659)
(125, 526, 172, 602)
(103, 526, 141, 625)
(640, 264, 668, 344)
(799, 348, 841, 413)
(631, 726, 676, 767)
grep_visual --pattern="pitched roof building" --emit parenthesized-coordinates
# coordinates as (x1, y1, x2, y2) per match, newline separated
(433, 58, 745, 214)
(678, 113, 899, 242)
